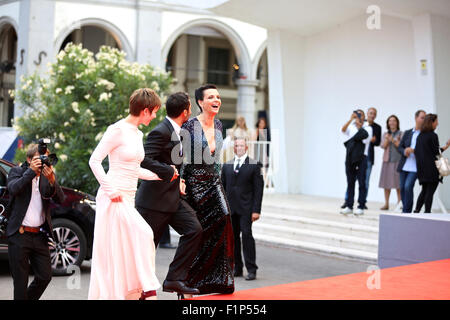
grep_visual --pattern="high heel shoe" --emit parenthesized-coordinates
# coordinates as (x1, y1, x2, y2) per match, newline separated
(139, 290, 157, 300)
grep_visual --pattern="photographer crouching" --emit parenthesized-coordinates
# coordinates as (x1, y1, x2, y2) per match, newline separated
(6, 140, 65, 300)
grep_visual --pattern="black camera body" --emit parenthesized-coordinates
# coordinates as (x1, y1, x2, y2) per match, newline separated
(38, 138, 58, 168)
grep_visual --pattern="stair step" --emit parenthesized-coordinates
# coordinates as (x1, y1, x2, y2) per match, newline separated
(260, 212, 379, 239)
(253, 233, 378, 262)
(253, 223, 378, 253)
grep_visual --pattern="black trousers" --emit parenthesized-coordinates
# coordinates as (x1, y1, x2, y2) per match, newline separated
(137, 199, 202, 282)
(231, 213, 257, 274)
(345, 156, 368, 209)
(7, 232, 52, 300)
(415, 181, 439, 213)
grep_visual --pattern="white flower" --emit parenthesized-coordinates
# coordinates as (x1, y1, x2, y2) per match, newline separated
(8, 90, 15, 98)
(96, 78, 115, 91)
(56, 88, 62, 94)
(65, 85, 75, 95)
(84, 94, 90, 100)
(59, 154, 68, 162)
(95, 132, 104, 141)
(71, 102, 80, 113)
(54, 142, 61, 149)
(64, 122, 70, 127)
(151, 81, 160, 92)
(59, 132, 66, 142)
(57, 51, 66, 60)
(99, 92, 109, 102)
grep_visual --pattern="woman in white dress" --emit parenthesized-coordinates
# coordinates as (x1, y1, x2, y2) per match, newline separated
(88, 88, 162, 300)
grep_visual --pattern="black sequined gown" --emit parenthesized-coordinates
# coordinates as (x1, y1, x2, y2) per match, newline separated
(181, 117, 235, 295)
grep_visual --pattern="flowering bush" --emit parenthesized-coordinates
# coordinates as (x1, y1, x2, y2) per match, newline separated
(12, 43, 172, 195)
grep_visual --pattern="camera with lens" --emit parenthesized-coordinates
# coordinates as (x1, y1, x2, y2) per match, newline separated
(38, 138, 58, 168)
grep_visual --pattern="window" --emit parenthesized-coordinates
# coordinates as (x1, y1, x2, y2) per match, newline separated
(207, 47, 230, 86)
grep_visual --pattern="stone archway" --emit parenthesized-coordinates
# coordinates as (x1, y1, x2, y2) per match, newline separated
(54, 18, 134, 59)
(0, 18, 18, 127)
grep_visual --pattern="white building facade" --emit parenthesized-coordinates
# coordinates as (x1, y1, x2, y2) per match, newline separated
(1, 0, 450, 209)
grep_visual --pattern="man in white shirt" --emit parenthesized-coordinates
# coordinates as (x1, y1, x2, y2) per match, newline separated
(221, 137, 264, 280)
(340, 110, 373, 215)
(6, 143, 65, 300)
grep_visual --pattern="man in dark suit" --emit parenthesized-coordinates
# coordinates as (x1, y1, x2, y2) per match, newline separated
(6, 144, 65, 300)
(221, 137, 264, 281)
(136, 92, 202, 296)
(397, 109, 426, 213)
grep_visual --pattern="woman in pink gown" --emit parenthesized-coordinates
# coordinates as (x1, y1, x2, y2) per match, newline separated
(88, 88, 162, 300)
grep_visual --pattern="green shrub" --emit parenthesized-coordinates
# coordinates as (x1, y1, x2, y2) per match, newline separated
(11, 43, 172, 195)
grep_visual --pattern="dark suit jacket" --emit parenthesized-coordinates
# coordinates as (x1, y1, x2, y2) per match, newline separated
(396, 128, 414, 172)
(136, 118, 183, 213)
(415, 131, 442, 184)
(6, 162, 65, 238)
(344, 128, 368, 165)
(221, 156, 264, 216)
(368, 122, 381, 165)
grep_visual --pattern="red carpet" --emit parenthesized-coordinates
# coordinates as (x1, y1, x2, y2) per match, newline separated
(192, 259, 450, 300)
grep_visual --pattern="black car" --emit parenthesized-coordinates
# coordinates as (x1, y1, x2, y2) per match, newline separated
(0, 159, 96, 276)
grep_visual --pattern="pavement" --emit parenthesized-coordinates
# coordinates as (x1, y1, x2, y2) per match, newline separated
(0, 236, 371, 300)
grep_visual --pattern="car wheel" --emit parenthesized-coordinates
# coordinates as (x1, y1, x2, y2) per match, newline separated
(49, 218, 87, 276)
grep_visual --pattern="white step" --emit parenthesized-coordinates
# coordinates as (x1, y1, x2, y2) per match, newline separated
(260, 212, 379, 239)
(253, 222, 378, 253)
(253, 233, 378, 261)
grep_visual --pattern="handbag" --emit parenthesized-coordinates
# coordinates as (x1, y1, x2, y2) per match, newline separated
(436, 152, 450, 177)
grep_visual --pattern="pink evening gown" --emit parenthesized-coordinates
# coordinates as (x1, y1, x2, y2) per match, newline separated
(88, 119, 161, 300)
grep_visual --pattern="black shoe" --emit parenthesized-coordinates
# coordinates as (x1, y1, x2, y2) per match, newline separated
(159, 242, 177, 249)
(234, 269, 243, 277)
(341, 202, 347, 209)
(163, 280, 200, 294)
(245, 272, 256, 281)
(364, 205, 368, 210)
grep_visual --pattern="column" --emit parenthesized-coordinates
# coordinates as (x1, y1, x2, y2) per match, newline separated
(235, 79, 259, 129)
(266, 30, 305, 194)
(15, 0, 55, 117)
(135, 7, 162, 67)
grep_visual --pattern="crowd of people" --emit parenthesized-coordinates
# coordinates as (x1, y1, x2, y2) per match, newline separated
(340, 108, 450, 215)
(4, 85, 265, 300)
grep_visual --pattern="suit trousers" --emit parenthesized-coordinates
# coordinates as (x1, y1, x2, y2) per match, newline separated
(7, 232, 52, 300)
(231, 213, 258, 274)
(345, 156, 368, 209)
(137, 199, 202, 282)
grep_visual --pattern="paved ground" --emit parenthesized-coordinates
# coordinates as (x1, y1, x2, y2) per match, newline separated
(0, 237, 372, 300)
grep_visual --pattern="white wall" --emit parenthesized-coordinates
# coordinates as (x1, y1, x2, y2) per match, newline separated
(300, 14, 424, 203)
(0, 1, 20, 28)
(431, 14, 450, 209)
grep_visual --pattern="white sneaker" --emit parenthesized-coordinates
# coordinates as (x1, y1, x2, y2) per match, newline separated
(354, 208, 364, 215)
(340, 207, 353, 215)
(394, 202, 402, 213)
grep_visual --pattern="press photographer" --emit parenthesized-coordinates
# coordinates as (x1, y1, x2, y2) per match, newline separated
(6, 140, 65, 300)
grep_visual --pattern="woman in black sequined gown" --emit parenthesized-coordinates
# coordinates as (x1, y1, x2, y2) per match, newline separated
(181, 84, 235, 295)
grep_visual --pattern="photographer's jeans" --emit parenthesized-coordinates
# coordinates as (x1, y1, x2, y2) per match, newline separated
(8, 232, 52, 300)
(345, 156, 368, 209)
(399, 170, 417, 213)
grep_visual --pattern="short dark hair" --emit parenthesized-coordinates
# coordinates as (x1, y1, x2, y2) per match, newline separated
(194, 84, 217, 112)
(386, 115, 400, 133)
(415, 109, 426, 118)
(26, 144, 39, 159)
(166, 92, 190, 118)
(129, 88, 161, 116)
(421, 113, 437, 133)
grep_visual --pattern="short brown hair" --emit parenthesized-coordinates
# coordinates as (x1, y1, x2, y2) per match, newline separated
(415, 109, 426, 118)
(129, 88, 161, 116)
(26, 144, 39, 159)
(421, 113, 437, 133)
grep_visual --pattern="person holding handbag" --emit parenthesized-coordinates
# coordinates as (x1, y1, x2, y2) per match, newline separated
(414, 114, 450, 213)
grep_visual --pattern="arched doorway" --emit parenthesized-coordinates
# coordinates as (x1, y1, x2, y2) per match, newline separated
(254, 47, 269, 125)
(0, 23, 17, 127)
(164, 20, 253, 135)
(59, 25, 120, 54)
